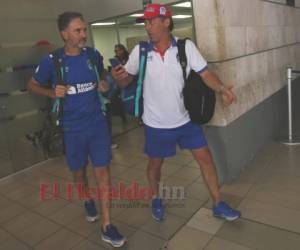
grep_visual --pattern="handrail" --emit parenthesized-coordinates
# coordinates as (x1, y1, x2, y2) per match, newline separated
(281, 67, 300, 145)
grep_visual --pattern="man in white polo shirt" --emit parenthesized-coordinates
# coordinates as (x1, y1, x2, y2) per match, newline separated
(112, 3, 241, 222)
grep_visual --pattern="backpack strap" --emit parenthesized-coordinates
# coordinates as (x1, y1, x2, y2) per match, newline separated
(177, 38, 189, 82)
(135, 41, 148, 117)
(85, 47, 107, 113)
(51, 48, 65, 85)
(50, 48, 65, 125)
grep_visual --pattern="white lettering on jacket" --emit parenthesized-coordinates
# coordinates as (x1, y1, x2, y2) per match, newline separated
(65, 82, 96, 95)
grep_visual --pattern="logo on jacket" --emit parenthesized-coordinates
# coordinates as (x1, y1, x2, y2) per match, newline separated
(87, 59, 93, 70)
(67, 86, 77, 95)
(77, 82, 96, 93)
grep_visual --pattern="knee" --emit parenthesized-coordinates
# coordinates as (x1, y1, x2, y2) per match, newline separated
(148, 158, 164, 169)
(94, 167, 110, 181)
(73, 171, 87, 183)
(194, 148, 213, 166)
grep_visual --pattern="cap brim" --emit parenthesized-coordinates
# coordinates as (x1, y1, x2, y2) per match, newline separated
(136, 15, 172, 23)
(136, 14, 160, 23)
(136, 15, 155, 23)
(136, 17, 145, 23)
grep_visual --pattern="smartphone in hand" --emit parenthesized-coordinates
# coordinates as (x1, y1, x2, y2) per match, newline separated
(109, 58, 121, 68)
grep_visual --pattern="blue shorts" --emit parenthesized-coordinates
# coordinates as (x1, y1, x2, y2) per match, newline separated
(64, 124, 112, 171)
(144, 121, 208, 158)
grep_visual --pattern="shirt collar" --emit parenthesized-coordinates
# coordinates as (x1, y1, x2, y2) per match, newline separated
(61, 47, 87, 58)
(148, 36, 177, 51)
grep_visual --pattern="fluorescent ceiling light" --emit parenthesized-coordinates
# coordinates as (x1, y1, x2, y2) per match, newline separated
(92, 22, 116, 26)
(130, 13, 143, 17)
(135, 23, 145, 26)
(173, 2, 191, 8)
(172, 15, 192, 19)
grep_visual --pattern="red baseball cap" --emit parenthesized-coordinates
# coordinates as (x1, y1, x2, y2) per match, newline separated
(136, 4, 172, 23)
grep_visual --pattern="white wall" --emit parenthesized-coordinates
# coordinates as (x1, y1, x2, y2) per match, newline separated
(193, 0, 300, 126)
(119, 27, 148, 48)
(91, 27, 119, 68)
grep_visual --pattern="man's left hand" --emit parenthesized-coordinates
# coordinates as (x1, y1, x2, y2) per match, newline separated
(221, 86, 236, 107)
(98, 80, 109, 93)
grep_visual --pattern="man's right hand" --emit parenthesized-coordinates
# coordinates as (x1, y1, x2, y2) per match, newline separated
(111, 65, 129, 82)
(111, 65, 133, 87)
(54, 84, 68, 98)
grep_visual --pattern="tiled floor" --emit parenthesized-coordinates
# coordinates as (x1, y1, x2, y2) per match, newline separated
(1, 124, 300, 249)
(167, 142, 300, 250)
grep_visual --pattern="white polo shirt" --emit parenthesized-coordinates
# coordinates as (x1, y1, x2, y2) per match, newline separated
(125, 37, 207, 129)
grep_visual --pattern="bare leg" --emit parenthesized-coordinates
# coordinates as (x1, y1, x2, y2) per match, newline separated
(72, 167, 90, 200)
(191, 147, 221, 205)
(147, 157, 164, 196)
(94, 166, 111, 230)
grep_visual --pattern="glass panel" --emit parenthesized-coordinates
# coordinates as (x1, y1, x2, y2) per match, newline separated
(0, 44, 53, 178)
(0, 93, 46, 118)
(0, 45, 51, 69)
(0, 70, 32, 93)
(0, 124, 14, 178)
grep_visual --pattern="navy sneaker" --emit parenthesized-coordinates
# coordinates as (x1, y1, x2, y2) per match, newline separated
(152, 197, 165, 221)
(213, 201, 241, 221)
(101, 224, 127, 247)
(84, 200, 99, 222)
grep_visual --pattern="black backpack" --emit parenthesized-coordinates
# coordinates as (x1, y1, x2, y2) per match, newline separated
(39, 48, 65, 158)
(177, 38, 216, 125)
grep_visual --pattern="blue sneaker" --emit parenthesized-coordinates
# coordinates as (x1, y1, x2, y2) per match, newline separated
(84, 200, 99, 222)
(101, 224, 127, 248)
(152, 197, 165, 221)
(213, 201, 241, 221)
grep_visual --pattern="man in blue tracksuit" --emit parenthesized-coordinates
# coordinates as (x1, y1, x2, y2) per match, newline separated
(27, 12, 126, 248)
